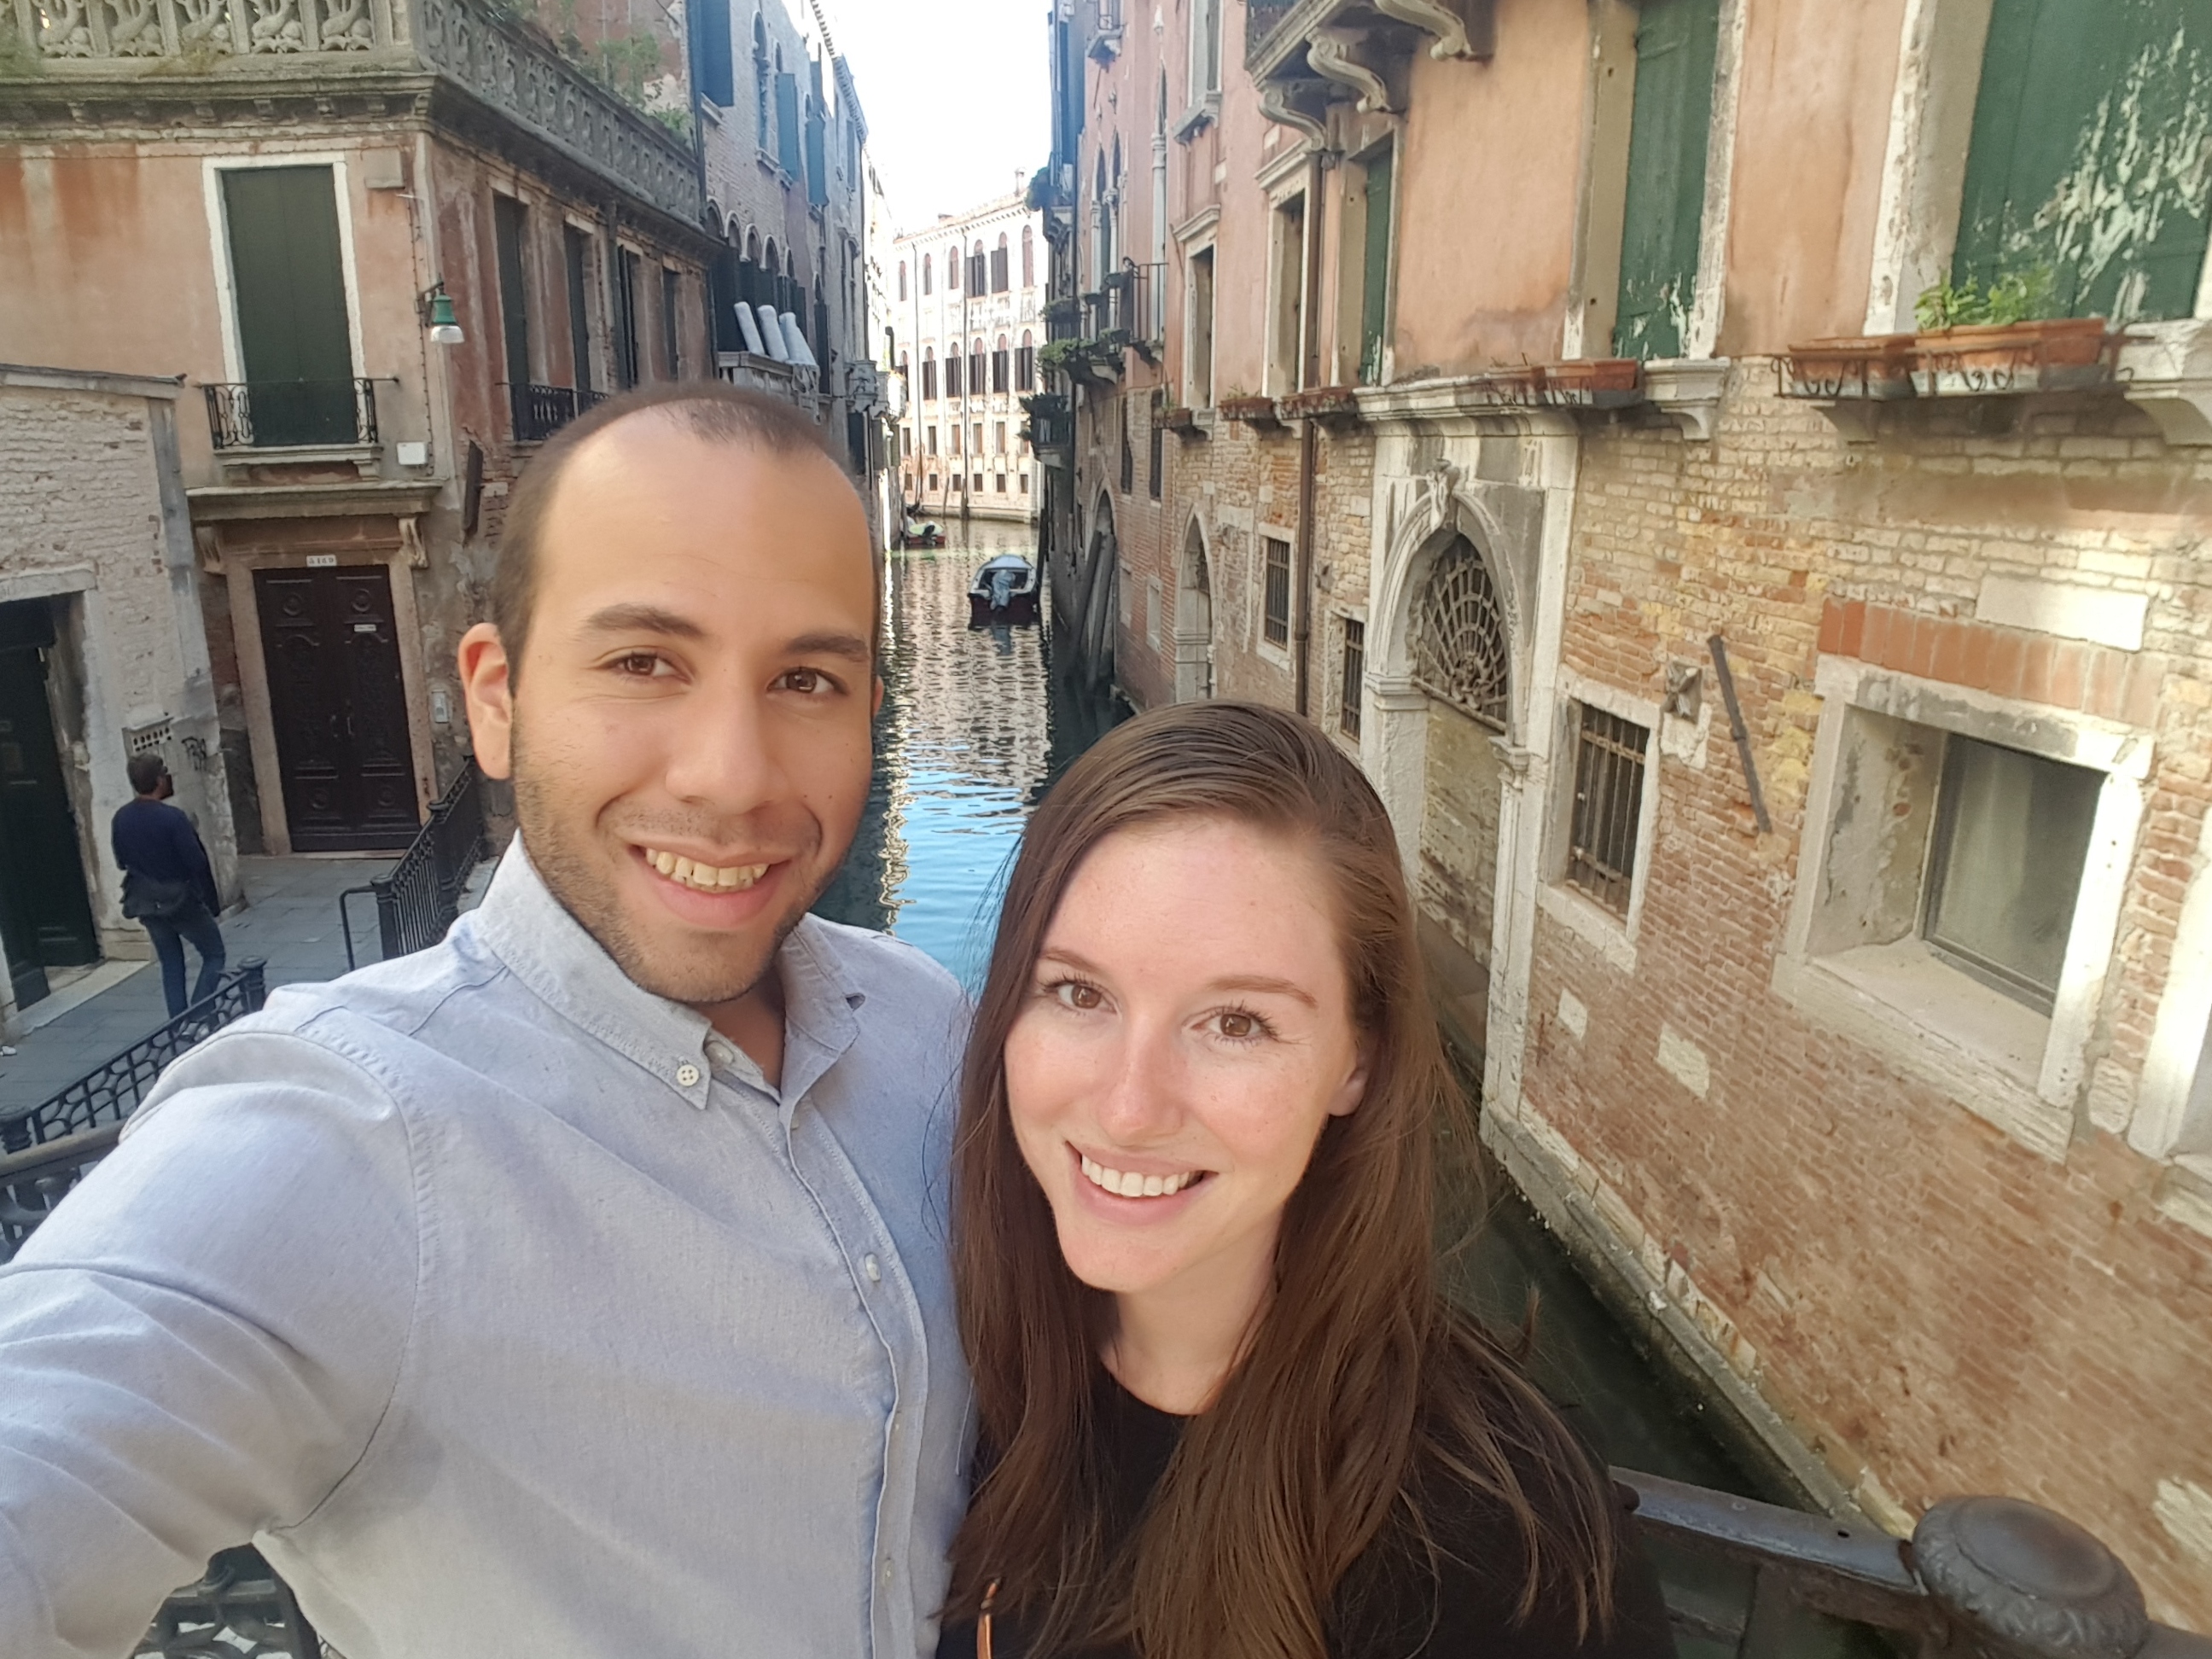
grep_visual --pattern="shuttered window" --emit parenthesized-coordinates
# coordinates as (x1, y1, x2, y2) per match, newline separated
(564, 225, 595, 395)
(223, 166, 352, 386)
(492, 195, 531, 393)
(1954, 0, 2212, 323)
(1358, 144, 1394, 385)
(776, 71, 801, 176)
(1612, 0, 1720, 361)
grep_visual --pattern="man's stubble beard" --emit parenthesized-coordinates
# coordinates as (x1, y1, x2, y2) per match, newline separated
(509, 710, 837, 1010)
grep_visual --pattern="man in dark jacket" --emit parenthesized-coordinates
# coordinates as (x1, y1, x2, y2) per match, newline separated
(111, 753, 225, 1016)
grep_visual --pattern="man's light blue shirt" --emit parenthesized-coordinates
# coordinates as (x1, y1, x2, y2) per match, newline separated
(0, 843, 973, 1659)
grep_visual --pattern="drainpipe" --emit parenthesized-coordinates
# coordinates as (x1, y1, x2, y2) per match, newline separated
(1291, 148, 1330, 718)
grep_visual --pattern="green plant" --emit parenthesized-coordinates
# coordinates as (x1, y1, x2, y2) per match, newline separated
(1915, 265, 2060, 329)
(1038, 338, 1086, 378)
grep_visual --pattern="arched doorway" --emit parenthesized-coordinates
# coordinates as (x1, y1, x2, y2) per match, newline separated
(1173, 517, 1214, 702)
(1409, 533, 1511, 978)
(1077, 492, 1118, 689)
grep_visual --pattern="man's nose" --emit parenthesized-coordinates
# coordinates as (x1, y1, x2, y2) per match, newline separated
(661, 678, 787, 814)
(1092, 1016, 1185, 1144)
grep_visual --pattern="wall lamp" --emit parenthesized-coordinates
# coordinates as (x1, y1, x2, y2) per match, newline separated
(419, 281, 465, 346)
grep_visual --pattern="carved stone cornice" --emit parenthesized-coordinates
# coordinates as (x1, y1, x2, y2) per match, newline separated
(1307, 25, 1396, 114)
(1247, 0, 1491, 137)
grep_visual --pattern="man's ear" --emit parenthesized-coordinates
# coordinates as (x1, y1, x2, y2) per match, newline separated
(871, 674, 885, 717)
(457, 623, 515, 780)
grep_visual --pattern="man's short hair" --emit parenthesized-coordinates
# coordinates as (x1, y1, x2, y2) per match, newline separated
(127, 753, 166, 795)
(490, 383, 856, 675)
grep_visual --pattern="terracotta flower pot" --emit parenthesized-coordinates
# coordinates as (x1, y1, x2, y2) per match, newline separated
(1912, 318, 2112, 395)
(1543, 358, 1644, 408)
(1783, 335, 1918, 401)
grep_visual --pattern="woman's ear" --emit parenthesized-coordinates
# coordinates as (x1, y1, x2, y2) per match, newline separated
(1325, 1043, 1372, 1119)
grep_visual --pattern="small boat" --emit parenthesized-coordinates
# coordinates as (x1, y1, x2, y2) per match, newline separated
(896, 509, 944, 549)
(969, 554, 1040, 625)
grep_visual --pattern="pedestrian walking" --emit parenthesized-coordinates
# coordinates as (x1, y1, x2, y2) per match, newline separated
(111, 752, 226, 1018)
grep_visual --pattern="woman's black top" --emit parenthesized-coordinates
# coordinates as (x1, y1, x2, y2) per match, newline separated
(937, 1373, 1676, 1659)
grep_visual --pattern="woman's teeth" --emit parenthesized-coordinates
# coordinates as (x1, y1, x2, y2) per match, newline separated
(645, 849, 769, 893)
(1080, 1154, 1201, 1199)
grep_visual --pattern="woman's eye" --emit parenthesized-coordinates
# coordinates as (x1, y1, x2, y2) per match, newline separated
(1213, 1009, 1272, 1042)
(1048, 979, 1103, 1010)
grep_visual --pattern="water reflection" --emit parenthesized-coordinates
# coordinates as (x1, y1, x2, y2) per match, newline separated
(814, 522, 1130, 987)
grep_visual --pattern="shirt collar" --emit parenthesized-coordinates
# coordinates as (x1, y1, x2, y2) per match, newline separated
(469, 838, 864, 1114)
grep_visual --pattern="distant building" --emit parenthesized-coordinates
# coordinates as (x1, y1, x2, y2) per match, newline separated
(691, 0, 894, 539)
(0, 367, 243, 1036)
(892, 195, 1046, 525)
(1, 0, 715, 865)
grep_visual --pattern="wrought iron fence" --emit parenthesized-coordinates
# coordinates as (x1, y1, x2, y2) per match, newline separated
(0, 960, 269, 1161)
(136, 1546, 319, 1659)
(340, 762, 492, 969)
(202, 379, 378, 450)
(510, 382, 585, 443)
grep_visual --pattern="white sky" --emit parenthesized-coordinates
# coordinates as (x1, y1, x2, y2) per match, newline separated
(824, 0, 1049, 233)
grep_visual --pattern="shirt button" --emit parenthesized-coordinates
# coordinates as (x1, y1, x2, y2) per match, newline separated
(864, 1254, 882, 1283)
(880, 1558, 894, 1586)
(675, 1062, 701, 1088)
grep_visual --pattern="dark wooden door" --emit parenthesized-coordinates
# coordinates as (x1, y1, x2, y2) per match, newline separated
(254, 565, 421, 852)
(0, 602, 100, 1008)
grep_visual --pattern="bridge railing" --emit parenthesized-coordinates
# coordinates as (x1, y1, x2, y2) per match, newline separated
(341, 762, 492, 969)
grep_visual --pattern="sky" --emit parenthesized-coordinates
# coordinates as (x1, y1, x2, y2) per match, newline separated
(823, 0, 1051, 234)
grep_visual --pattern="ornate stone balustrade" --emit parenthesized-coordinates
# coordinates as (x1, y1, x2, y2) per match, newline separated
(4, 0, 703, 228)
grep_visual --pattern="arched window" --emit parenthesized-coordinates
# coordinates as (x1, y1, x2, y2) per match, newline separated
(1021, 224, 1034, 288)
(992, 232, 1010, 293)
(922, 253, 932, 294)
(992, 332, 1010, 393)
(784, 248, 796, 280)
(921, 346, 937, 403)
(948, 245, 962, 293)
(898, 259, 908, 301)
(752, 16, 770, 147)
(969, 337, 986, 395)
(1093, 152, 1110, 286)
(1016, 328, 1035, 390)
(744, 229, 760, 263)
(1411, 537, 1511, 731)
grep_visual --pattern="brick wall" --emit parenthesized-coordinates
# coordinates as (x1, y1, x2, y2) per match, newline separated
(1525, 366, 2212, 1625)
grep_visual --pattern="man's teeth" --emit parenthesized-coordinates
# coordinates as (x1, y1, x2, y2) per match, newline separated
(645, 849, 770, 893)
(1080, 1154, 1200, 1199)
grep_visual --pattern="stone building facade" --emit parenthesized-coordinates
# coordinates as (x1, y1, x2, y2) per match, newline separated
(2, 0, 716, 859)
(0, 367, 242, 1036)
(693, 0, 893, 538)
(890, 195, 1046, 526)
(1047, 0, 2212, 1624)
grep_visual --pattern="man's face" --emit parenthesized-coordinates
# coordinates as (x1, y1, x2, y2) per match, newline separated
(462, 420, 878, 1010)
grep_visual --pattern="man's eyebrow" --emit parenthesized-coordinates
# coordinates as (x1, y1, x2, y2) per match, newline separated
(786, 631, 873, 663)
(577, 603, 707, 639)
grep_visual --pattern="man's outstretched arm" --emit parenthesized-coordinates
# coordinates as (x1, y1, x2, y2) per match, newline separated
(0, 1030, 416, 1657)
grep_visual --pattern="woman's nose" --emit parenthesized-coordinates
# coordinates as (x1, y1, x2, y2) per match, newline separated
(1091, 1021, 1184, 1141)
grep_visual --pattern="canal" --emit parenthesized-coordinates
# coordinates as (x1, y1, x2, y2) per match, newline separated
(816, 528, 1824, 1656)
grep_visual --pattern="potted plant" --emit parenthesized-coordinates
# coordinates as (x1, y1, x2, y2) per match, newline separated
(1158, 404, 1202, 437)
(1781, 335, 1918, 400)
(1912, 268, 2114, 394)
(1220, 392, 1284, 428)
(1542, 358, 1644, 408)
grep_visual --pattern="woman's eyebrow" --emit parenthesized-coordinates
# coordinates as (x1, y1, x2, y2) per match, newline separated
(1205, 975, 1318, 1009)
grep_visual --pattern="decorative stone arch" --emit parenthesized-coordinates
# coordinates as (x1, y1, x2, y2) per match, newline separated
(1362, 472, 1544, 980)
(1172, 513, 1214, 702)
(1076, 486, 1120, 687)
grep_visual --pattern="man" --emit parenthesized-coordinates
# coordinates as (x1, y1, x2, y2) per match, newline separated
(0, 387, 970, 1657)
(111, 753, 227, 1017)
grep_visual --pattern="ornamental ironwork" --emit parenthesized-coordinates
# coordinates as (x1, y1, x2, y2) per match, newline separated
(1411, 536, 1509, 731)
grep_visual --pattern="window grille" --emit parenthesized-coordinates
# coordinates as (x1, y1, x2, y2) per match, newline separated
(1263, 537, 1291, 646)
(1566, 705, 1648, 918)
(1339, 619, 1364, 737)
(1411, 537, 1509, 731)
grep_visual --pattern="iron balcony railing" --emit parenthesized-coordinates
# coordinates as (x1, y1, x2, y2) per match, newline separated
(510, 382, 597, 443)
(340, 761, 493, 969)
(203, 379, 378, 450)
(0, 959, 269, 1259)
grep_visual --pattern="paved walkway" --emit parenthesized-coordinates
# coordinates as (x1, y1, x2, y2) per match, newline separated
(1, 855, 402, 1113)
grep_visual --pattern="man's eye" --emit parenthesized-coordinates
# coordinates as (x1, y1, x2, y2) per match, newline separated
(777, 668, 839, 695)
(613, 653, 667, 677)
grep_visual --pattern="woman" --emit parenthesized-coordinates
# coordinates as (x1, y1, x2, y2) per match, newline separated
(939, 702, 1674, 1659)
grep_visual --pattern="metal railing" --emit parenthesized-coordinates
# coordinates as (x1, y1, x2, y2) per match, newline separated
(0, 959, 269, 1260)
(1620, 1469, 2212, 1659)
(340, 762, 492, 969)
(510, 382, 591, 443)
(137, 1546, 320, 1658)
(203, 379, 378, 450)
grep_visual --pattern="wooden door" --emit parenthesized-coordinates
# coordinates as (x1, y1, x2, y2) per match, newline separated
(0, 602, 100, 1008)
(255, 565, 421, 852)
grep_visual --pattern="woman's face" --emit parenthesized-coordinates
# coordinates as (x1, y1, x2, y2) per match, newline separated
(1004, 817, 1369, 1307)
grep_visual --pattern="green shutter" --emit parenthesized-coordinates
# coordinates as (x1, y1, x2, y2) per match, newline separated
(777, 72, 801, 177)
(1954, 0, 2212, 323)
(493, 195, 531, 393)
(1359, 145, 1394, 385)
(1612, 0, 1720, 361)
(223, 166, 355, 444)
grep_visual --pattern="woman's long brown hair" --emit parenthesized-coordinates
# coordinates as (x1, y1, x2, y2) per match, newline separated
(946, 701, 1618, 1659)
